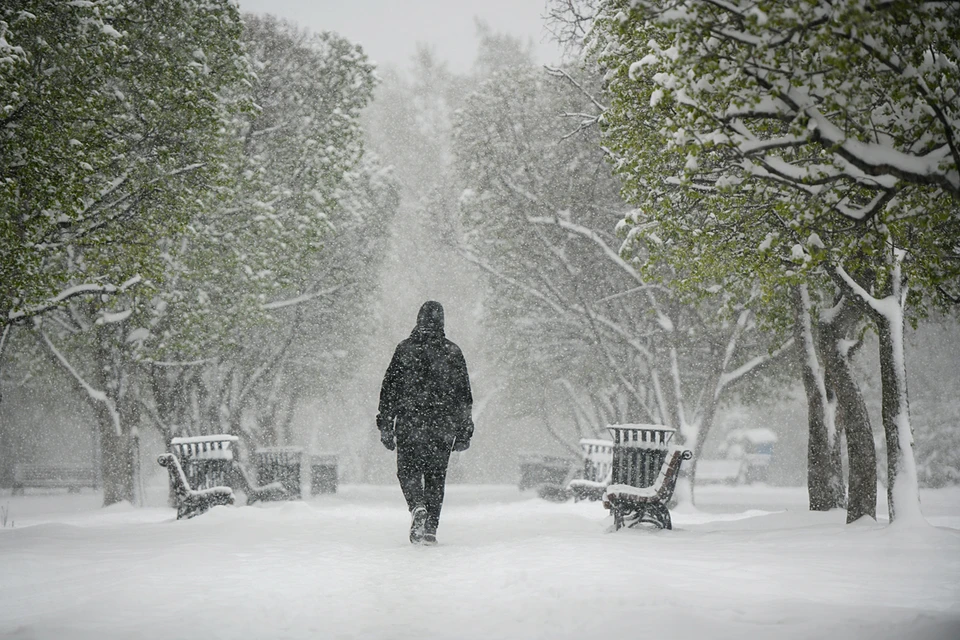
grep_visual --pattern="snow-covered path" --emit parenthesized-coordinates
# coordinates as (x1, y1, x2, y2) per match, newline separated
(1, 485, 958, 640)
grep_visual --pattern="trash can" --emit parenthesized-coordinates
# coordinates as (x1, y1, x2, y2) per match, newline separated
(310, 453, 339, 495)
(254, 446, 303, 499)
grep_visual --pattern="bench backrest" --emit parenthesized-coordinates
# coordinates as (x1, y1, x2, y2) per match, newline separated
(254, 447, 304, 465)
(158, 454, 191, 498)
(170, 435, 239, 491)
(578, 439, 613, 483)
(650, 447, 693, 501)
(608, 424, 679, 488)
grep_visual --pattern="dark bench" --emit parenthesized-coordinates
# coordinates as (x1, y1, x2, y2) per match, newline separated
(158, 454, 234, 519)
(601, 424, 692, 530)
(604, 446, 692, 530)
(12, 464, 97, 494)
(566, 438, 613, 502)
(518, 453, 573, 491)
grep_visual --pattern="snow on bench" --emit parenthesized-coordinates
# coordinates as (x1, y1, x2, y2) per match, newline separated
(12, 464, 97, 494)
(566, 438, 613, 502)
(603, 444, 693, 530)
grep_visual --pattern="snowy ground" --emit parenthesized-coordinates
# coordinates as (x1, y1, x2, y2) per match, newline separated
(1, 484, 958, 640)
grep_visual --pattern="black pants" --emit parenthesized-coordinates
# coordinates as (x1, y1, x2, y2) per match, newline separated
(396, 436, 452, 533)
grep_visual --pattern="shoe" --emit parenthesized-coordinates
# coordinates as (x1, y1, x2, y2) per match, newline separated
(409, 506, 427, 544)
(422, 532, 437, 546)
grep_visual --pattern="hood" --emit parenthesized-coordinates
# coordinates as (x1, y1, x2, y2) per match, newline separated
(412, 300, 445, 340)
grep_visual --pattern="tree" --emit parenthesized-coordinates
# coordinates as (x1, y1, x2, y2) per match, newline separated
(453, 65, 791, 503)
(133, 15, 388, 453)
(593, 0, 960, 522)
(1, 0, 249, 504)
(1, 0, 248, 331)
(15, 12, 390, 505)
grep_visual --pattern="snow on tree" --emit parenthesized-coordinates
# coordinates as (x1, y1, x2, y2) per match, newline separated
(1, 0, 249, 505)
(6, 11, 392, 505)
(453, 64, 791, 504)
(592, 0, 960, 523)
(131, 15, 392, 458)
(0, 0, 248, 331)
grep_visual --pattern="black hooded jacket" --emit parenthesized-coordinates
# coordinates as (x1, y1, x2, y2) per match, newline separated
(377, 301, 473, 444)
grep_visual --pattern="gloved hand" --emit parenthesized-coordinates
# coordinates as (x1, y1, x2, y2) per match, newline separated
(380, 430, 396, 451)
(452, 437, 470, 452)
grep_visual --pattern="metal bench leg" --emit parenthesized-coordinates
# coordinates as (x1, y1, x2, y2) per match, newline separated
(613, 504, 625, 531)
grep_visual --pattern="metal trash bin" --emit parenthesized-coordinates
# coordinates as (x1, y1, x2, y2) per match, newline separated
(169, 434, 239, 491)
(310, 453, 339, 495)
(608, 424, 675, 488)
(254, 446, 303, 499)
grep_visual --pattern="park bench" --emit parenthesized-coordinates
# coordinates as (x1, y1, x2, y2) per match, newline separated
(518, 453, 573, 491)
(600, 424, 693, 530)
(12, 463, 97, 494)
(157, 453, 234, 519)
(566, 438, 613, 502)
(169, 434, 288, 504)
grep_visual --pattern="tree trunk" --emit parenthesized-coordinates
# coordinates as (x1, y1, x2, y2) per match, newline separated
(0, 324, 10, 488)
(685, 377, 721, 508)
(819, 302, 877, 522)
(875, 309, 923, 523)
(794, 286, 844, 511)
(97, 409, 135, 506)
(94, 325, 136, 507)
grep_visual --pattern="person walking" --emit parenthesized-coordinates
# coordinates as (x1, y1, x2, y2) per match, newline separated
(377, 301, 474, 545)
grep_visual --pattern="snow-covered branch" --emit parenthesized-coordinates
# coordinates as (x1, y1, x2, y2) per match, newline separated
(715, 337, 795, 400)
(261, 285, 344, 311)
(36, 327, 122, 437)
(6, 276, 141, 327)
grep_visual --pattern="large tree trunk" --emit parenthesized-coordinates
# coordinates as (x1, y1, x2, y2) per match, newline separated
(0, 324, 11, 488)
(794, 286, 845, 511)
(819, 306, 877, 522)
(875, 308, 922, 523)
(98, 415, 136, 506)
(93, 325, 136, 507)
(828, 258, 923, 524)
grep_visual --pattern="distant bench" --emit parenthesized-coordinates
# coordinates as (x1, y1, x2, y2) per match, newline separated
(566, 438, 613, 502)
(12, 463, 97, 494)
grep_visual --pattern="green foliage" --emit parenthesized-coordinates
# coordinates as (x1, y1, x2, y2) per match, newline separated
(594, 0, 960, 330)
(1, 0, 250, 323)
(142, 14, 379, 361)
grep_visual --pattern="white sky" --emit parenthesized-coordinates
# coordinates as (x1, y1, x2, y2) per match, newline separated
(236, 0, 565, 73)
